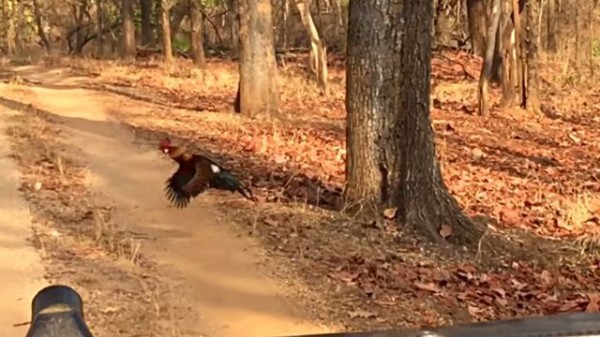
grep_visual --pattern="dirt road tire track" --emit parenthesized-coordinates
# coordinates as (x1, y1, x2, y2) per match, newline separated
(0, 108, 47, 337)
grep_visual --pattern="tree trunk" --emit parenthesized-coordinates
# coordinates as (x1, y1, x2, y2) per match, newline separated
(95, 0, 104, 57)
(294, 0, 329, 95)
(238, 0, 279, 118)
(4, 0, 16, 54)
(466, 0, 488, 57)
(345, 0, 399, 208)
(512, 0, 525, 106)
(121, 0, 136, 60)
(398, 0, 481, 245)
(478, 0, 502, 117)
(140, 0, 154, 46)
(500, 0, 516, 107)
(189, 0, 205, 67)
(434, 0, 455, 48)
(546, 0, 557, 52)
(32, 0, 51, 53)
(346, 0, 482, 244)
(524, 0, 541, 114)
(229, 0, 240, 54)
(159, 0, 174, 64)
(74, 0, 88, 56)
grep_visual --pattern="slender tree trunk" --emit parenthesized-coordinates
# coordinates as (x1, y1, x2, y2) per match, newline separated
(96, 0, 104, 57)
(524, 0, 541, 114)
(140, 0, 154, 46)
(466, 0, 488, 57)
(5, 0, 16, 54)
(294, 0, 329, 95)
(512, 0, 525, 105)
(229, 0, 240, 54)
(238, 0, 279, 118)
(546, 0, 557, 52)
(478, 0, 502, 117)
(500, 0, 516, 106)
(74, 0, 88, 56)
(159, 0, 174, 64)
(121, 0, 136, 60)
(189, 0, 205, 67)
(32, 0, 51, 53)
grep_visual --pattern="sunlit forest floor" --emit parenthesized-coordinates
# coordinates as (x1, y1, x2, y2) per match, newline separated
(3, 50, 600, 331)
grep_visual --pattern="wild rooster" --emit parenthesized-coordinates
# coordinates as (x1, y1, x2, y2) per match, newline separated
(159, 138, 254, 208)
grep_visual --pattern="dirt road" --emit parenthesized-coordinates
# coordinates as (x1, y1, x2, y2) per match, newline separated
(0, 66, 332, 337)
(0, 107, 47, 336)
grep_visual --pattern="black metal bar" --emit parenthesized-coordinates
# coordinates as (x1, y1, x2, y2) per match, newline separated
(288, 312, 600, 337)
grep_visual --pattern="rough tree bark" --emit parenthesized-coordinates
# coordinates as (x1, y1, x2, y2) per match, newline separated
(121, 0, 136, 60)
(524, 0, 541, 114)
(398, 0, 482, 245)
(294, 0, 329, 95)
(238, 0, 279, 118)
(159, 0, 174, 64)
(345, 0, 399, 208)
(189, 0, 205, 67)
(346, 0, 482, 244)
(140, 0, 154, 46)
(478, 0, 502, 117)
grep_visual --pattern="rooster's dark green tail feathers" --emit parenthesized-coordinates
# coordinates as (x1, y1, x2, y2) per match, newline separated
(214, 171, 256, 201)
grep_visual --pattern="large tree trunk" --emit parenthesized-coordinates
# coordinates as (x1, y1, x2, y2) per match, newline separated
(189, 0, 205, 67)
(397, 0, 481, 245)
(159, 0, 174, 64)
(140, 0, 154, 46)
(345, 0, 399, 208)
(478, 0, 502, 117)
(466, 0, 488, 57)
(346, 0, 481, 244)
(524, 0, 541, 114)
(121, 0, 136, 60)
(238, 0, 279, 118)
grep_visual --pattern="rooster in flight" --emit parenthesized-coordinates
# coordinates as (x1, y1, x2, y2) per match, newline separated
(159, 138, 254, 208)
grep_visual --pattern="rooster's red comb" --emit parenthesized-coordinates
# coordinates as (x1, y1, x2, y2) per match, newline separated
(159, 138, 171, 150)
